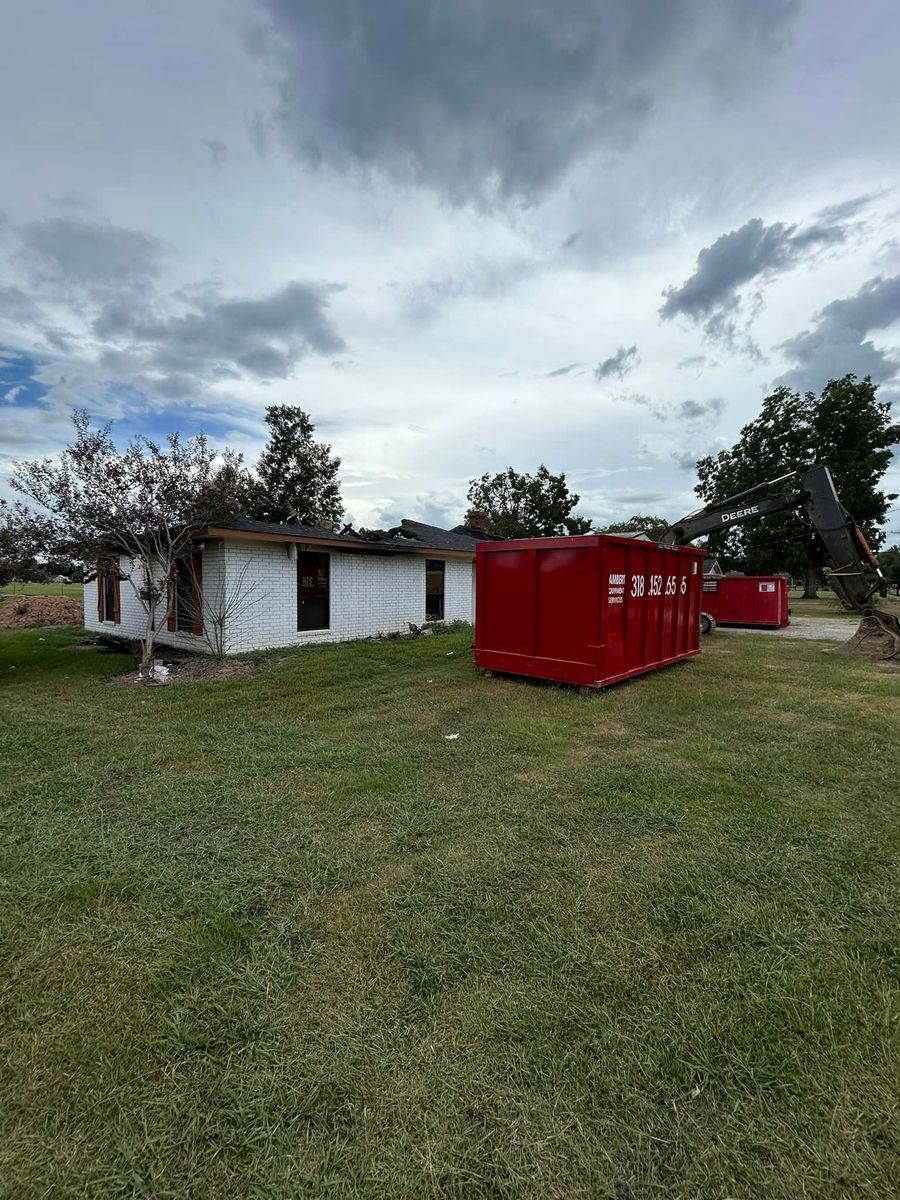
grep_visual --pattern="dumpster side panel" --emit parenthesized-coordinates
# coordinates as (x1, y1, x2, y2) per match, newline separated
(477, 546, 535, 653)
(475, 539, 599, 685)
(534, 545, 597, 665)
(706, 574, 790, 626)
(475, 536, 704, 688)
(600, 542, 703, 685)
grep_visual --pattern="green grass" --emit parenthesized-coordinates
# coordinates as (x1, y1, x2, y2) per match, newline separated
(1, 625, 898, 1199)
(788, 588, 900, 620)
(0, 581, 84, 600)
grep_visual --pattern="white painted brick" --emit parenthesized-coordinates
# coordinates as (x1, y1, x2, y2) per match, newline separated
(84, 540, 475, 655)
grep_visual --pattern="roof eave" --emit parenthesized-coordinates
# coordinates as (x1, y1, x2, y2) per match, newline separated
(199, 526, 474, 557)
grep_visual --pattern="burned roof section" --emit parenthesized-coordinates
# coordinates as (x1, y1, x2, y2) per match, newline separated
(204, 515, 501, 555)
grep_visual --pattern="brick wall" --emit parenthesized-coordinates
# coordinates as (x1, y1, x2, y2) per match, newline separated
(220, 540, 474, 653)
(84, 540, 474, 655)
(83, 544, 227, 654)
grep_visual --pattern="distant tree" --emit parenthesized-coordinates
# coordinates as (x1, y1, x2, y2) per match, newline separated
(0, 500, 54, 586)
(695, 375, 899, 598)
(43, 556, 83, 581)
(879, 544, 900, 594)
(250, 405, 343, 525)
(466, 465, 592, 538)
(11, 411, 244, 675)
(603, 514, 669, 540)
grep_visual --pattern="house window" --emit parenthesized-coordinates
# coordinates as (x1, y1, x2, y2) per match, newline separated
(98, 566, 120, 624)
(168, 551, 203, 635)
(297, 551, 330, 631)
(425, 559, 445, 621)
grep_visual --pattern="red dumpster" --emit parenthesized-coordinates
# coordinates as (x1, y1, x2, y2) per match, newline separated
(702, 574, 790, 627)
(474, 535, 706, 689)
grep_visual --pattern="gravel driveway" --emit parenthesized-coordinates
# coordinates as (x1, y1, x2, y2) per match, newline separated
(718, 616, 854, 642)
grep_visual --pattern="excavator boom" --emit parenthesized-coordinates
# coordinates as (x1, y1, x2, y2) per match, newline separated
(661, 464, 885, 611)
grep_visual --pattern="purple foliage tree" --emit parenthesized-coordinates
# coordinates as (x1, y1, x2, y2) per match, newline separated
(11, 410, 244, 673)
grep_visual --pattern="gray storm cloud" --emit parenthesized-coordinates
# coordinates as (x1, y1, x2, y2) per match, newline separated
(659, 215, 854, 352)
(201, 138, 229, 167)
(6, 214, 348, 402)
(95, 281, 348, 394)
(545, 362, 583, 378)
(18, 218, 166, 294)
(776, 274, 900, 393)
(595, 345, 638, 382)
(253, 0, 799, 206)
(676, 397, 725, 421)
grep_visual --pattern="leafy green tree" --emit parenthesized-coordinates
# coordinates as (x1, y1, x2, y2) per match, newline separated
(603, 514, 669, 540)
(250, 406, 343, 525)
(695, 375, 899, 598)
(879, 545, 900, 594)
(466, 465, 591, 538)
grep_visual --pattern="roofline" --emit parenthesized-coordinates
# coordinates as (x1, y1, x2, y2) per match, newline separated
(474, 533, 707, 553)
(200, 526, 474, 558)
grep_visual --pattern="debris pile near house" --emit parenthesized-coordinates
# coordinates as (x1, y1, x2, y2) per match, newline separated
(109, 654, 258, 687)
(0, 594, 83, 628)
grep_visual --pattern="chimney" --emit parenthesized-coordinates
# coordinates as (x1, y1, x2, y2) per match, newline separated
(466, 509, 487, 531)
(315, 519, 335, 531)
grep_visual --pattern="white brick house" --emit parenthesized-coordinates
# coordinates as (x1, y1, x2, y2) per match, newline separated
(84, 518, 485, 656)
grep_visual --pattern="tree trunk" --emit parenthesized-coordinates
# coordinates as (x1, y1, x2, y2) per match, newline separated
(141, 605, 156, 673)
(137, 559, 158, 676)
(801, 561, 819, 599)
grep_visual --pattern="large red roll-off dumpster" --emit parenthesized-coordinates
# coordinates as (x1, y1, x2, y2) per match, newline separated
(702, 574, 790, 627)
(474, 535, 706, 689)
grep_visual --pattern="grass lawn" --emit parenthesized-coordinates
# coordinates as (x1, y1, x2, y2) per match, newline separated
(0, 582, 84, 600)
(788, 588, 900, 620)
(1, 625, 898, 1198)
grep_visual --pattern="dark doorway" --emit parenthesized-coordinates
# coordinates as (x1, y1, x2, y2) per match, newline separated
(297, 551, 330, 631)
(425, 559, 445, 621)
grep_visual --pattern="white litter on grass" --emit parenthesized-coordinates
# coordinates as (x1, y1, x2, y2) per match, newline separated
(443, 733, 460, 740)
(445, 651, 455, 656)
(134, 660, 171, 684)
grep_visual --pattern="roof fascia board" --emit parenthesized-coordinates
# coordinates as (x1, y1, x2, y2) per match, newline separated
(200, 526, 473, 558)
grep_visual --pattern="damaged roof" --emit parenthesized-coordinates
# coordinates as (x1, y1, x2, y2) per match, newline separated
(203, 516, 490, 555)
(384, 519, 496, 552)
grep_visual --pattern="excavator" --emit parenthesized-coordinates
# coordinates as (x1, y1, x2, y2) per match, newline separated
(659, 463, 900, 660)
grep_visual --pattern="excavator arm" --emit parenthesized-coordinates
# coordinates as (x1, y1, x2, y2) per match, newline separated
(660, 464, 885, 611)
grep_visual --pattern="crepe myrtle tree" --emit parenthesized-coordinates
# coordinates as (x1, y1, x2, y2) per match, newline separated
(11, 410, 244, 674)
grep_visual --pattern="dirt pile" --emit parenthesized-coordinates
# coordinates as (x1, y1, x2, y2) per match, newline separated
(836, 609, 900, 661)
(0, 594, 84, 628)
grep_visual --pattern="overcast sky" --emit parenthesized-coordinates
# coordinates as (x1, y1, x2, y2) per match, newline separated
(1, 0, 899, 533)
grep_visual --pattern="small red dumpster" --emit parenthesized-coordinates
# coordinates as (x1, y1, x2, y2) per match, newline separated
(702, 574, 790, 627)
(475, 535, 705, 689)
